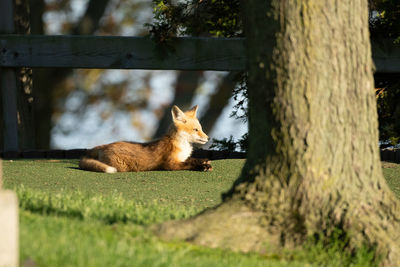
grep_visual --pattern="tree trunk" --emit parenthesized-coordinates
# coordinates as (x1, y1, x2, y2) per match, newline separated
(154, 1, 400, 266)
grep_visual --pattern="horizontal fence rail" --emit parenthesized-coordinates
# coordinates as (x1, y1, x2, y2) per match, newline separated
(371, 39, 400, 73)
(0, 35, 245, 71)
(1, 35, 400, 72)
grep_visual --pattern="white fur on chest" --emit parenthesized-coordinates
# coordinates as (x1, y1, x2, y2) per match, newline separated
(175, 138, 193, 162)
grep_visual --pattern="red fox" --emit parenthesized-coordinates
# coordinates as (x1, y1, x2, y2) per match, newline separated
(79, 105, 212, 173)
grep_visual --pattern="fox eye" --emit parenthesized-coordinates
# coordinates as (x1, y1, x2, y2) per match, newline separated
(194, 128, 199, 132)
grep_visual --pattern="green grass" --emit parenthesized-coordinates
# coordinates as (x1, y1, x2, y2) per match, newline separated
(3, 159, 399, 267)
(382, 162, 400, 197)
(3, 159, 243, 208)
(15, 186, 200, 225)
(15, 187, 376, 267)
(20, 210, 295, 267)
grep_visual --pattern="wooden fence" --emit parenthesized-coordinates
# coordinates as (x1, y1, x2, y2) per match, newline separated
(1, 35, 400, 71)
(0, 35, 245, 71)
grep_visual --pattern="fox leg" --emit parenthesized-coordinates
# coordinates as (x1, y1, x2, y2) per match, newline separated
(165, 158, 212, 171)
(79, 157, 118, 173)
(187, 158, 212, 171)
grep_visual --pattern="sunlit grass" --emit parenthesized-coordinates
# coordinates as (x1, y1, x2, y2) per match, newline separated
(4, 159, 398, 266)
(15, 186, 200, 225)
(17, 187, 377, 267)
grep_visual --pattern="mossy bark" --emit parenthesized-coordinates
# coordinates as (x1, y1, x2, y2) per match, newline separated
(155, 1, 400, 265)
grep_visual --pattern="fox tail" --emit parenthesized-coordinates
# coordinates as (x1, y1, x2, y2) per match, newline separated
(79, 149, 117, 173)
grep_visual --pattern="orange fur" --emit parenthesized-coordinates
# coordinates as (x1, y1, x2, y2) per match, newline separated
(79, 105, 212, 173)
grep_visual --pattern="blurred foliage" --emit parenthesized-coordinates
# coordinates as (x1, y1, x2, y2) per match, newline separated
(376, 80, 400, 146)
(210, 135, 237, 152)
(369, 0, 400, 43)
(43, 0, 149, 36)
(41, 0, 240, 146)
(230, 72, 248, 122)
(147, 0, 242, 41)
(369, 0, 400, 146)
(40, 0, 160, 143)
(210, 133, 248, 152)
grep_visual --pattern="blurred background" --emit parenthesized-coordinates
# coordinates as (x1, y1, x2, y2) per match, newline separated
(18, 0, 247, 150)
(3, 0, 400, 152)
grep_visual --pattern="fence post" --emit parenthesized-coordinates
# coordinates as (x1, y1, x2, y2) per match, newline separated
(0, 160, 19, 267)
(0, 0, 19, 152)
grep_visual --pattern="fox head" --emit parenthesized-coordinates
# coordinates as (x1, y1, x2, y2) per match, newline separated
(171, 105, 209, 145)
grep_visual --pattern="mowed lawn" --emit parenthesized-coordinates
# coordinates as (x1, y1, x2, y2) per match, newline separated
(3, 159, 244, 208)
(2, 159, 400, 267)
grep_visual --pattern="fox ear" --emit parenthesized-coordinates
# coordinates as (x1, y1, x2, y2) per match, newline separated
(171, 105, 186, 123)
(186, 105, 198, 117)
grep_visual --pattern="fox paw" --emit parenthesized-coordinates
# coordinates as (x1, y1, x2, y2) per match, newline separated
(199, 159, 212, 172)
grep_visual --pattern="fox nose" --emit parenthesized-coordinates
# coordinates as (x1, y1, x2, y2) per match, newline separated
(200, 133, 209, 143)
